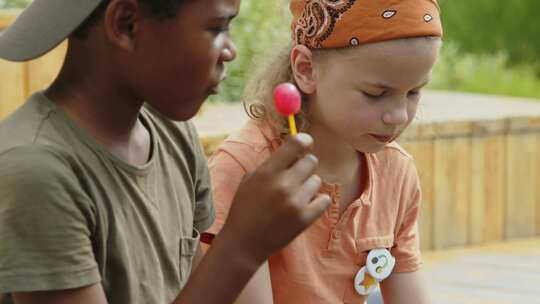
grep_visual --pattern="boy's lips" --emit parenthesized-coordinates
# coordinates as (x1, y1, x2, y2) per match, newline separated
(208, 85, 220, 95)
(208, 75, 227, 94)
(369, 134, 394, 143)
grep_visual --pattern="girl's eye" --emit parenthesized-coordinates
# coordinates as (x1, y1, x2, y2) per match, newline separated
(407, 90, 421, 98)
(362, 91, 385, 100)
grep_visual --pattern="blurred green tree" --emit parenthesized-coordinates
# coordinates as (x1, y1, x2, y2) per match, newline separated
(440, 0, 540, 67)
(0, 0, 30, 9)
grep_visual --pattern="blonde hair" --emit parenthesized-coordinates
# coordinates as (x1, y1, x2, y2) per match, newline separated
(243, 37, 441, 136)
(243, 41, 302, 137)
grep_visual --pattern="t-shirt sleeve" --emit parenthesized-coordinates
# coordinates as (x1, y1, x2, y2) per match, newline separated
(0, 146, 100, 293)
(190, 129, 216, 233)
(204, 150, 248, 237)
(392, 161, 422, 273)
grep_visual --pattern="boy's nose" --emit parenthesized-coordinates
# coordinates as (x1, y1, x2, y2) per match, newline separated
(222, 40, 237, 62)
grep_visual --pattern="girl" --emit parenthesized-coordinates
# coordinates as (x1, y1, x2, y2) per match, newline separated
(205, 0, 442, 303)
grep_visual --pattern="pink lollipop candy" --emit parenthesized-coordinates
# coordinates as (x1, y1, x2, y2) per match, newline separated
(274, 83, 301, 135)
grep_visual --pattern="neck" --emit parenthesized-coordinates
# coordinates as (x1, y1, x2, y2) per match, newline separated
(45, 42, 143, 145)
(309, 123, 361, 184)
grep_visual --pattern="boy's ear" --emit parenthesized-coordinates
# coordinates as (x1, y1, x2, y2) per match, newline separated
(103, 0, 140, 51)
(291, 45, 317, 94)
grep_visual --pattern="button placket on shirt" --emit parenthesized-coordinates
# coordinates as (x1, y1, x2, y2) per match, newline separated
(323, 180, 368, 254)
(326, 184, 362, 252)
(323, 183, 340, 252)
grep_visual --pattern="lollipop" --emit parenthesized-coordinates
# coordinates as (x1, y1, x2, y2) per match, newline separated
(273, 83, 302, 136)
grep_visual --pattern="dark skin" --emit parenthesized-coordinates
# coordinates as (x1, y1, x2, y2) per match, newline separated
(12, 0, 331, 303)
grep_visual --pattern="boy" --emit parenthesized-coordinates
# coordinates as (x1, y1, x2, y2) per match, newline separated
(0, 1, 330, 303)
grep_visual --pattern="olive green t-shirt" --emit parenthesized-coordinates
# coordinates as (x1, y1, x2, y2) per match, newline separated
(0, 93, 215, 303)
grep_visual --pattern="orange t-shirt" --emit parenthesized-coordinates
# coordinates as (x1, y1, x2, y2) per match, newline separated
(206, 119, 422, 304)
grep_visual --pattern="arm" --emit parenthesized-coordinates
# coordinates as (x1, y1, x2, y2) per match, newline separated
(11, 251, 274, 304)
(201, 139, 276, 303)
(13, 284, 108, 304)
(200, 242, 273, 304)
(380, 271, 430, 304)
(174, 134, 330, 304)
(0, 147, 102, 304)
(191, 243, 205, 274)
(235, 262, 273, 304)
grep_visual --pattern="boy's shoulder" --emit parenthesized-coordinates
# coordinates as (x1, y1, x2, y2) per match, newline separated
(0, 92, 72, 156)
(0, 94, 204, 173)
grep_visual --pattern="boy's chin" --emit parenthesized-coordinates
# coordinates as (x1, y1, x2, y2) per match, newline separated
(150, 95, 207, 121)
(169, 107, 203, 121)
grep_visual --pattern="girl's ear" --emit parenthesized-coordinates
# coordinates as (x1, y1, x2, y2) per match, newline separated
(291, 44, 317, 94)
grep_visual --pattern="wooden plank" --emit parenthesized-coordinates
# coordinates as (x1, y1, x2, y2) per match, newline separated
(507, 116, 540, 132)
(200, 134, 227, 157)
(423, 238, 540, 304)
(401, 123, 419, 141)
(25, 42, 66, 97)
(505, 117, 537, 239)
(0, 59, 25, 118)
(434, 121, 473, 138)
(402, 139, 436, 251)
(0, 10, 19, 30)
(538, 132, 540, 236)
(470, 132, 506, 244)
(433, 132, 472, 249)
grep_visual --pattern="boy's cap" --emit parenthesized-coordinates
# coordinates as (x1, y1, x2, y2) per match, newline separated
(0, 0, 102, 62)
(290, 0, 443, 49)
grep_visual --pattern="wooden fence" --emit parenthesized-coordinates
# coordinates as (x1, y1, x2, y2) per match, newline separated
(399, 116, 539, 250)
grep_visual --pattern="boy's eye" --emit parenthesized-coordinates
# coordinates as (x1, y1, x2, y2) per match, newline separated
(209, 25, 230, 34)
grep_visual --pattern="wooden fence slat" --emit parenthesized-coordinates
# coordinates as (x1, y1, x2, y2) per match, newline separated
(402, 138, 436, 251)
(0, 59, 24, 118)
(433, 134, 472, 249)
(0, 9, 18, 29)
(26, 42, 66, 98)
(470, 120, 506, 243)
(505, 117, 537, 239)
(537, 132, 540, 235)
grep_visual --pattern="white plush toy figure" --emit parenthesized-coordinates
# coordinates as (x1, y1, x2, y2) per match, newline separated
(354, 248, 396, 295)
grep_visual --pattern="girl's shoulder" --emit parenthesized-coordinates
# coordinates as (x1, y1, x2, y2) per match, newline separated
(368, 142, 418, 179)
(374, 141, 414, 164)
(225, 119, 280, 150)
(210, 119, 281, 173)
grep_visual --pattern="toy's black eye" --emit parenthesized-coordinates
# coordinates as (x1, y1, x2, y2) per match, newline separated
(371, 257, 379, 264)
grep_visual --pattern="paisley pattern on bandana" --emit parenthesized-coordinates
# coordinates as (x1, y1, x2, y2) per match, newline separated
(294, 0, 356, 48)
(290, 0, 443, 49)
(382, 10, 397, 19)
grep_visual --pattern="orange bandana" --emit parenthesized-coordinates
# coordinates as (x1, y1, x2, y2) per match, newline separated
(290, 0, 443, 49)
